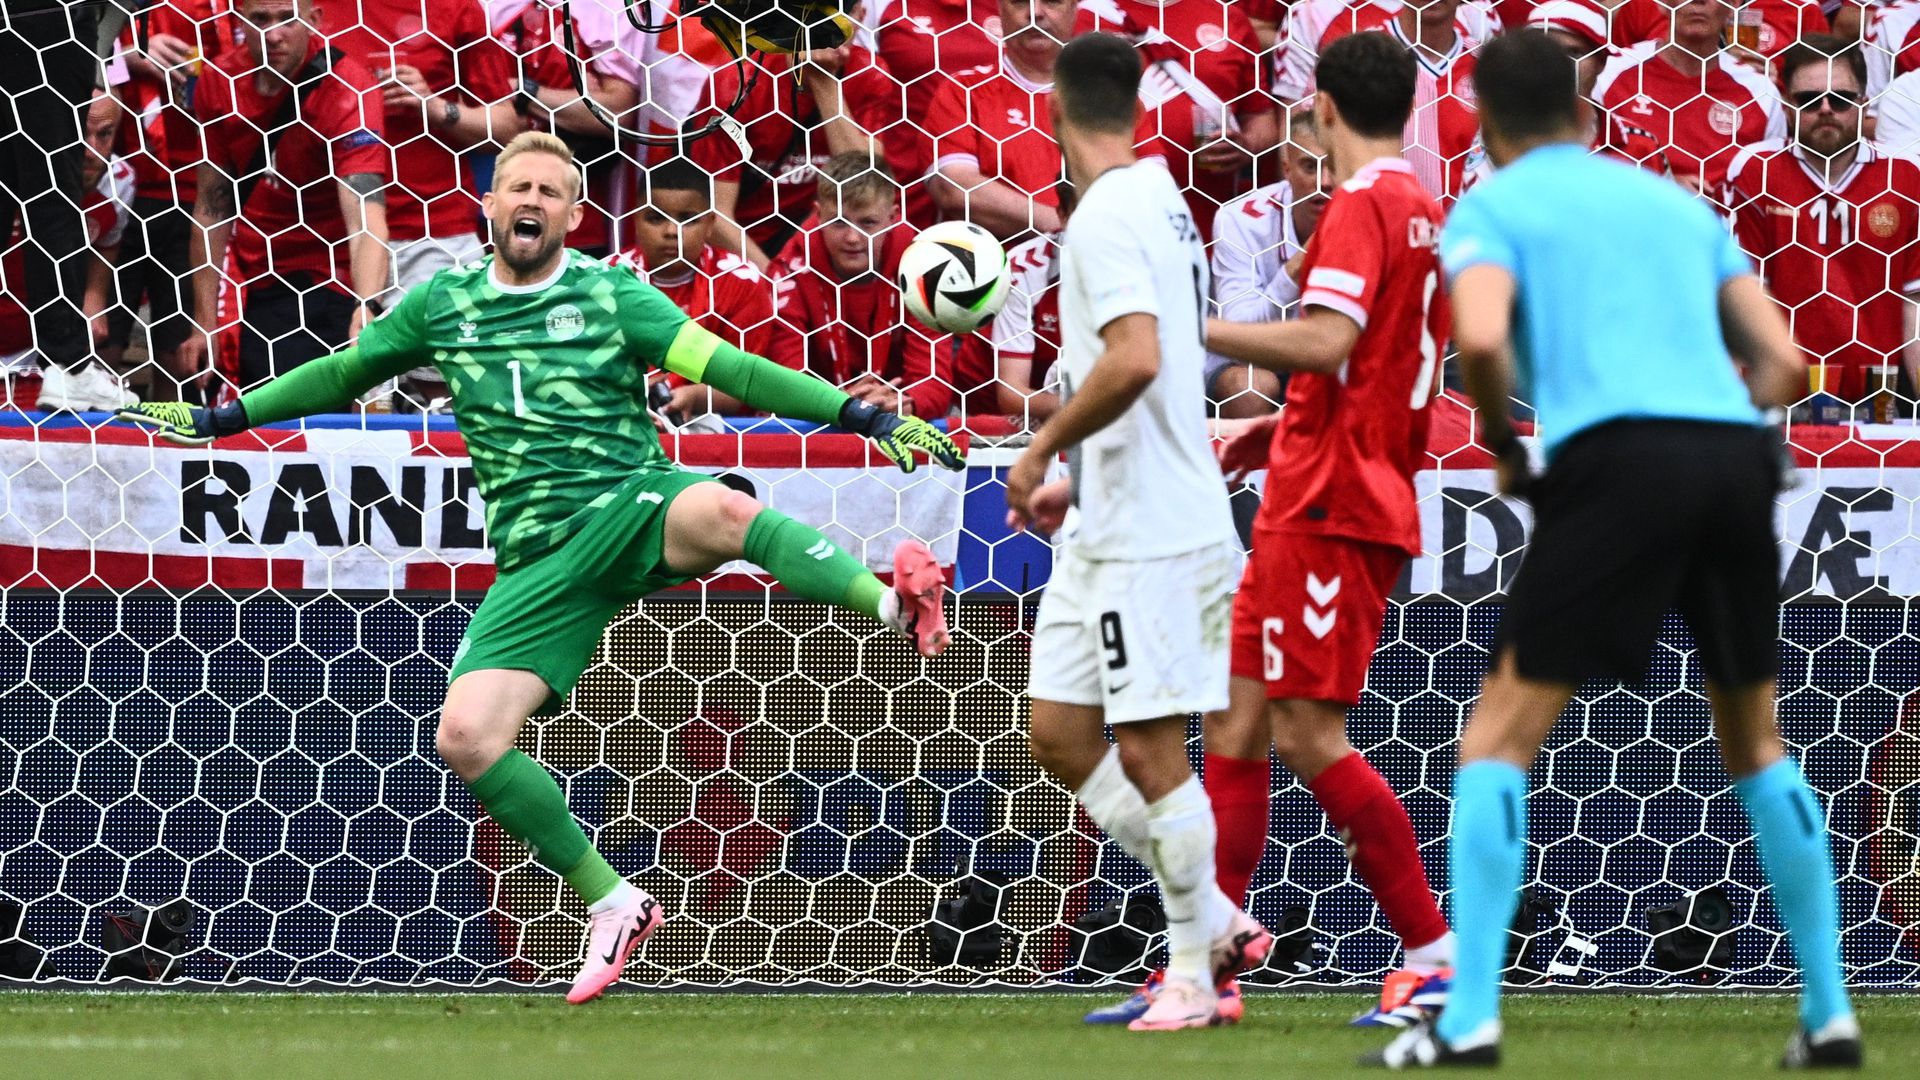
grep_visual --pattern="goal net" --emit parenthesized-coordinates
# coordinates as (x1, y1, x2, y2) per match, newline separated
(0, 1, 1917, 992)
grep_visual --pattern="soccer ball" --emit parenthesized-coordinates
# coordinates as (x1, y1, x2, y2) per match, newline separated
(898, 221, 1012, 334)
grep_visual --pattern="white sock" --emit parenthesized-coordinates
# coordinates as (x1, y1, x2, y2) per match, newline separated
(587, 879, 636, 915)
(1076, 746, 1152, 863)
(1405, 929, 1456, 974)
(1146, 775, 1219, 987)
(878, 589, 905, 634)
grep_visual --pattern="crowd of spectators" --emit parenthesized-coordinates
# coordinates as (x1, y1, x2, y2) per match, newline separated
(3, 0, 1920, 423)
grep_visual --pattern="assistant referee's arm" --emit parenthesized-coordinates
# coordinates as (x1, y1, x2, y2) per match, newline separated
(1718, 275, 1805, 410)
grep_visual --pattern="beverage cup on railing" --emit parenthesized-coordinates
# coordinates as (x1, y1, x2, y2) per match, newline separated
(1807, 364, 1834, 395)
(1867, 365, 1901, 424)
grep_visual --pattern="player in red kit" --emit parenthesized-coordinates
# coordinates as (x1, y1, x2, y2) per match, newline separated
(610, 158, 802, 422)
(1208, 31, 1453, 1030)
(1725, 38, 1920, 403)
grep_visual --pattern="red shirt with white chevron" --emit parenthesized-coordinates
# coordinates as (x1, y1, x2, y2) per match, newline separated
(1256, 158, 1446, 557)
(1595, 42, 1785, 200)
(989, 230, 1064, 383)
(1724, 140, 1920, 383)
(1274, 0, 1496, 200)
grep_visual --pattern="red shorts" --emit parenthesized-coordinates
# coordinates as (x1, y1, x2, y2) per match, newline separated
(1230, 532, 1407, 705)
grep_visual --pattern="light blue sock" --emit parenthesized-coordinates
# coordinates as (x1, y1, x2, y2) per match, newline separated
(1435, 760, 1527, 1046)
(1734, 757, 1852, 1032)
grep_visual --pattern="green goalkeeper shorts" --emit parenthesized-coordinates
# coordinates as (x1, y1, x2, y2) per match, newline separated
(448, 469, 719, 708)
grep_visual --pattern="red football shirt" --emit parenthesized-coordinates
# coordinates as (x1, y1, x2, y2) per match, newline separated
(608, 243, 801, 370)
(323, 0, 513, 241)
(1596, 43, 1786, 199)
(1725, 142, 1920, 392)
(925, 58, 1161, 218)
(770, 224, 950, 417)
(870, 0, 1001, 227)
(1276, 0, 1492, 200)
(1257, 158, 1447, 557)
(194, 43, 389, 294)
(1612, 0, 1825, 56)
(1095, 0, 1271, 237)
(686, 48, 904, 256)
(120, 0, 238, 204)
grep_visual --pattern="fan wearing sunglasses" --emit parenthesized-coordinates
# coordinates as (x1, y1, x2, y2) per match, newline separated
(1723, 35, 1920, 411)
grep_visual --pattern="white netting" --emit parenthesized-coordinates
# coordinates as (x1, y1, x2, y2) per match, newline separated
(0, 0, 1917, 990)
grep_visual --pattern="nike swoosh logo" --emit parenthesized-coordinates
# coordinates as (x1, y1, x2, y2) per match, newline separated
(601, 922, 637, 967)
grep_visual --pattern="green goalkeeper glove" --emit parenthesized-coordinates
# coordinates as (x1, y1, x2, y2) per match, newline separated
(837, 400, 965, 473)
(113, 400, 251, 446)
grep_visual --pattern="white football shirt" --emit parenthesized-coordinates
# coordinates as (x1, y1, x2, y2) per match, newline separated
(1055, 161, 1236, 561)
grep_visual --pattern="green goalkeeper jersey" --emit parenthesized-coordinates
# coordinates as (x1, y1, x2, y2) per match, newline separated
(354, 250, 704, 572)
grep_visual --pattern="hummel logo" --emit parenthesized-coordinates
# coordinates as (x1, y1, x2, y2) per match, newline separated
(1304, 572, 1340, 639)
(805, 539, 834, 561)
(1306, 573, 1342, 607)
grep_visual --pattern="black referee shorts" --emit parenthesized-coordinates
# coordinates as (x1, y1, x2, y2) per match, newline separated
(1498, 419, 1781, 688)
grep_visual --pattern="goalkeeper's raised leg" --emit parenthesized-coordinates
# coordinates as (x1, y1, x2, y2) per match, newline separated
(116, 131, 964, 1004)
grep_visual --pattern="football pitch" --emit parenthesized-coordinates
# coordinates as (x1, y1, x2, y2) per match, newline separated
(1, 991, 1916, 1078)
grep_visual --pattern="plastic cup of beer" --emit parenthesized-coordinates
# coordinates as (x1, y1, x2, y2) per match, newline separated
(1808, 364, 1835, 395)
(1867, 365, 1901, 424)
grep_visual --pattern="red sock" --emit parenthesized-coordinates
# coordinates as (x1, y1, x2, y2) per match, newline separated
(1203, 751, 1270, 906)
(1308, 751, 1450, 951)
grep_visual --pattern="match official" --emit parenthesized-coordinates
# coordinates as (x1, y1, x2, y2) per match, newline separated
(1369, 31, 1860, 1070)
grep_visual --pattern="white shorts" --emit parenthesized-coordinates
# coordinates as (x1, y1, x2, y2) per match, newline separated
(1028, 540, 1240, 723)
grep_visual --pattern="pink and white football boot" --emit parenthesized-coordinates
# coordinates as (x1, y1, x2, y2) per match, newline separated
(566, 882, 664, 1005)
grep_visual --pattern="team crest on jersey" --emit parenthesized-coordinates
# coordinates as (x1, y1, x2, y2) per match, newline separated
(458, 321, 478, 343)
(546, 303, 585, 341)
(1707, 101, 1738, 136)
(982, 15, 1002, 38)
(1869, 203, 1902, 239)
(1197, 23, 1227, 51)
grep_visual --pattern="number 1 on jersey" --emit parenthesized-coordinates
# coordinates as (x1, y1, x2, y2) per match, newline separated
(508, 359, 527, 418)
(1408, 270, 1442, 409)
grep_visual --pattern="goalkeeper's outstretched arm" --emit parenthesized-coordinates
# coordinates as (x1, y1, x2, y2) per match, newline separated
(115, 344, 422, 444)
(658, 322, 964, 473)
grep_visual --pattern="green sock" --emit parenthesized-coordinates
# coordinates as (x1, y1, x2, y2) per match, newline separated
(468, 750, 622, 905)
(743, 509, 884, 618)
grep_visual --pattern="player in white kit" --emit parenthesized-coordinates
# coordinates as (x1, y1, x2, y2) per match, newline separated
(1003, 32, 1272, 1033)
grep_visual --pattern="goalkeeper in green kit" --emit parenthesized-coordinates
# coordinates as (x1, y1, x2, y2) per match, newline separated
(117, 132, 963, 1003)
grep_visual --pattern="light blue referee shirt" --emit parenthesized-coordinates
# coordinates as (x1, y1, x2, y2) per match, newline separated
(1439, 143, 1763, 458)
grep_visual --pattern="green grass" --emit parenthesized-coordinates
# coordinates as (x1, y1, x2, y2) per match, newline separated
(0, 990, 1915, 1079)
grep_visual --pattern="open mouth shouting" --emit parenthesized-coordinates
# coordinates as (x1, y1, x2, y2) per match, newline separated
(496, 208, 556, 273)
